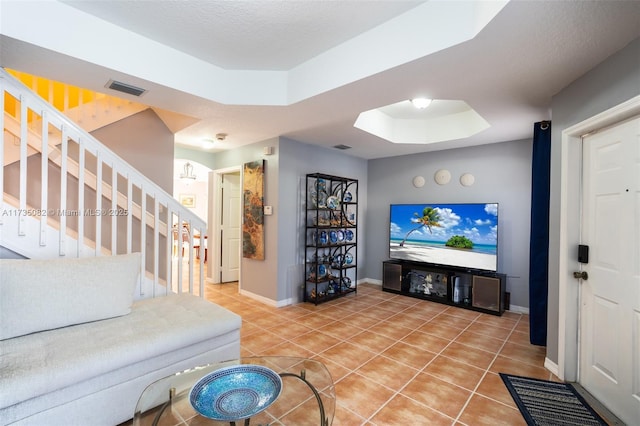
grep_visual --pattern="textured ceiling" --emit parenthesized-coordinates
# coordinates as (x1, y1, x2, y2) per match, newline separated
(61, 0, 423, 70)
(1, 0, 640, 159)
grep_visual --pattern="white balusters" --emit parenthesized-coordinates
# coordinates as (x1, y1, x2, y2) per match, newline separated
(175, 210, 183, 294)
(140, 184, 147, 297)
(111, 164, 118, 254)
(187, 219, 194, 295)
(59, 126, 68, 256)
(94, 151, 102, 256)
(0, 81, 4, 226)
(18, 96, 27, 236)
(2, 69, 206, 298)
(40, 110, 48, 246)
(77, 141, 85, 257)
(153, 197, 160, 297)
(127, 177, 133, 254)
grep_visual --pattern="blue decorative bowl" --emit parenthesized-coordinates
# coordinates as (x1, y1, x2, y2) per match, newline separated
(189, 365, 282, 421)
(318, 264, 327, 277)
(326, 195, 340, 210)
(319, 231, 328, 245)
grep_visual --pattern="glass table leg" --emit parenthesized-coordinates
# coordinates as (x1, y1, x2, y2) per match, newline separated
(280, 370, 328, 426)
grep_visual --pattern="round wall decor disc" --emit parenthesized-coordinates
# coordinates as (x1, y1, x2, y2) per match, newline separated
(412, 176, 426, 188)
(460, 173, 475, 187)
(434, 169, 451, 185)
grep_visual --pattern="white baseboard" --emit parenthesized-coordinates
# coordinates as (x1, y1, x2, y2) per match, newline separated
(238, 288, 279, 307)
(507, 304, 529, 314)
(544, 357, 560, 378)
(361, 278, 381, 286)
(274, 297, 295, 307)
(238, 288, 297, 308)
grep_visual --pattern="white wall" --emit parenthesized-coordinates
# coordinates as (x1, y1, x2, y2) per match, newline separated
(173, 159, 210, 223)
(173, 179, 208, 221)
(546, 36, 640, 367)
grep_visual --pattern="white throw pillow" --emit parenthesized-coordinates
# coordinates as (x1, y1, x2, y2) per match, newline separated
(0, 253, 141, 340)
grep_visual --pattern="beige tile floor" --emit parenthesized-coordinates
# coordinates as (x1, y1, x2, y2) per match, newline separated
(204, 282, 557, 426)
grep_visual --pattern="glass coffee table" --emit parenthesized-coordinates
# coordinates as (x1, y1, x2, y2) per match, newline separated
(133, 356, 335, 426)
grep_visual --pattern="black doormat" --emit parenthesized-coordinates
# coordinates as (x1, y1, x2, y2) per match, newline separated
(499, 373, 608, 426)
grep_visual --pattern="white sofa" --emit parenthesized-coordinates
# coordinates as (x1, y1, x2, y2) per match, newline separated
(0, 253, 242, 426)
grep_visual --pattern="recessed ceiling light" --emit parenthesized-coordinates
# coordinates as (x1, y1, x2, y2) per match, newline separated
(411, 98, 432, 109)
(354, 99, 489, 145)
(201, 139, 216, 149)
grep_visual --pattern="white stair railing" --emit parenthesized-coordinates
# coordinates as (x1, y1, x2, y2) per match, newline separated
(0, 68, 206, 298)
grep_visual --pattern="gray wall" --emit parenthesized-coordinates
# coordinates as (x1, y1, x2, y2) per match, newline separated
(213, 136, 368, 304)
(91, 109, 175, 194)
(279, 138, 368, 303)
(88, 108, 175, 271)
(547, 37, 640, 366)
(0, 246, 26, 259)
(365, 139, 533, 309)
(213, 137, 280, 301)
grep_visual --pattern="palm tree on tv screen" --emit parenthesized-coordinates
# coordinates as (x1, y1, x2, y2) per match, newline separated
(399, 206, 442, 247)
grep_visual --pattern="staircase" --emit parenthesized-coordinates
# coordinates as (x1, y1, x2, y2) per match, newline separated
(5, 69, 150, 133)
(1, 68, 207, 298)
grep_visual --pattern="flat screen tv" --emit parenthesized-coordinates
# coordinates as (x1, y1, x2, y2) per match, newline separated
(389, 203, 498, 272)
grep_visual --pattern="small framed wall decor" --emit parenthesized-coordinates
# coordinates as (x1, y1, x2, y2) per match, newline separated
(179, 194, 196, 208)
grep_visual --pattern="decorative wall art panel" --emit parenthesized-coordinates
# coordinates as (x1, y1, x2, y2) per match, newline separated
(242, 160, 265, 260)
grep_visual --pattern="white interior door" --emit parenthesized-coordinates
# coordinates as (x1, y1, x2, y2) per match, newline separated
(221, 172, 241, 282)
(579, 116, 640, 425)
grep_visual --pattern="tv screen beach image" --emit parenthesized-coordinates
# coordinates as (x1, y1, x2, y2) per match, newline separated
(389, 203, 498, 271)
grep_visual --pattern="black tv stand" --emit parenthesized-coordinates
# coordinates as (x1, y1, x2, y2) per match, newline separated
(382, 260, 506, 316)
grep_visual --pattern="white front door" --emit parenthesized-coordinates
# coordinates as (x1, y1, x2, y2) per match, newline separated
(579, 116, 640, 425)
(221, 172, 241, 282)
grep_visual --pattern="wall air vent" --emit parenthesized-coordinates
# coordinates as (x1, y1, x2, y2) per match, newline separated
(105, 79, 147, 97)
(333, 144, 352, 150)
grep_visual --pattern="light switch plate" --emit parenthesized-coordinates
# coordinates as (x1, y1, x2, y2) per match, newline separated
(264, 205, 273, 215)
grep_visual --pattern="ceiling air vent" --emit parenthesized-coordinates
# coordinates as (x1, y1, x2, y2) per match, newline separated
(333, 144, 352, 150)
(105, 79, 147, 97)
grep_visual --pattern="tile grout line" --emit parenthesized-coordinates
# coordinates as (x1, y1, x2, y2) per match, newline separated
(452, 312, 525, 424)
(208, 283, 537, 425)
(363, 308, 482, 424)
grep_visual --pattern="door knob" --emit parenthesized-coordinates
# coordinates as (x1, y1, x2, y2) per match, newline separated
(573, 271, 588, 280)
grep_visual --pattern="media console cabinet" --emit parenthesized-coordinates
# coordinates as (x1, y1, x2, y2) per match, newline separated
(382, 260, 506, 316)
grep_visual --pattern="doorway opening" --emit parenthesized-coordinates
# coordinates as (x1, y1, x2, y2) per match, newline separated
(209, 166, 242, 286)
(558, 95, 640, 382)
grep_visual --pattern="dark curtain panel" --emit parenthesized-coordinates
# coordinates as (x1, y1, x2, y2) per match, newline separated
(529, 121, 551, 346)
